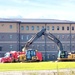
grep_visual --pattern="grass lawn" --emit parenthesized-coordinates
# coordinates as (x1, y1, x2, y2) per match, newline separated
(0, 61, 75, 71)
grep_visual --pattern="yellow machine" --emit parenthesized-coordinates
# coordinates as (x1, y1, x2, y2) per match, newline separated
(58, 51, 75, 61)
(18, 54, 26, 62)
(18, 49, 42, 62)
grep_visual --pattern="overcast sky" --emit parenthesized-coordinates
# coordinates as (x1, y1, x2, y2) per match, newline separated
(0, 0, 75, 21)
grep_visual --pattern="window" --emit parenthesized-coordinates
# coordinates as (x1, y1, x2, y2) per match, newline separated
(72, 26, 74, 30)
(43, 54, 45, 60)
(46, 26, 49, 30)
(42, 45, 45, 50)
(67, 44, 70, 48)
(21, 35, 24, 40)
(47, 45, 50, 49)
(52, 26, 54, 30)
(57, 26, 59, 30)
(67, 35, 69, 39)
(42, 35, 44, 40)
(10, 25, 12, 29)
(52, 54, 55, 59)
(37, 45, 40, 49)
(72, 44, 74, 48)
(57, 35, 60, 39)
(26, 26, 29, 30)
(21, 26, 24, 30)
(10, 45, 13, 49)
(67, 26, 69, 30)
(31, 35, 34, 40)
(62, 44, 65, 49)
(72, 35, 74, 39)
(36, 26, 39, 30)
(52, 44, 55, 49)
(62, 26, 64, 30)
(47, 54, 50, 59)
(42, 26, 44, 29)
(10, 35, 12, 39)
(27, 35, 29, 40)
(32, 45, 34, 48)
(31, 26, 34, 30)
(0, 46, 2, 51)
(62, 35, 65, 39)
(73, 44, 75, 48)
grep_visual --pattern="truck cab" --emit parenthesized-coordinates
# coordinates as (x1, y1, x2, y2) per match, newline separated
(26, 49, 42, 61)
(26, 49, 36, 60)
(0, 52, 12, 63)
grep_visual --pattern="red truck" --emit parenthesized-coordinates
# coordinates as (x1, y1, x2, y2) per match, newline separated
(0, 51, 20, 63)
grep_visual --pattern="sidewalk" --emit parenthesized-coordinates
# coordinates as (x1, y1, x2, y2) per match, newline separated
(0, 69, 75, 75)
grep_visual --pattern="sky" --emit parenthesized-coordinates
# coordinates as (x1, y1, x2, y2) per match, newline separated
(0, 0, 75, 21)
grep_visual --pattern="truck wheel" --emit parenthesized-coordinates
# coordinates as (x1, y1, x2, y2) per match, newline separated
(15, 59, 18, 62)
(18, 57, 20, 62)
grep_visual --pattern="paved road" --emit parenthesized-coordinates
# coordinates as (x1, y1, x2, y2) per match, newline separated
(0, 69, 75, 75)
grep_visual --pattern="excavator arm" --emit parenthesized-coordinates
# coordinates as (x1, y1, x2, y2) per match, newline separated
(44, 31, 63, 51)
(23, 28, 63, 52)
(24, 28, 46, 50)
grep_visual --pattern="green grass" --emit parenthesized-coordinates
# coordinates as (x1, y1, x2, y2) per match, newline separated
(0, 61, 75, 71)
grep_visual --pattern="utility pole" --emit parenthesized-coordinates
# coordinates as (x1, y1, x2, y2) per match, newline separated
(45, 24, 47, 61)
(70, 24, 71, 52)
(19, 22, 21, 51)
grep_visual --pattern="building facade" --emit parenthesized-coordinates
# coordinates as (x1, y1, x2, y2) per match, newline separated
(0, 19, 75, 61)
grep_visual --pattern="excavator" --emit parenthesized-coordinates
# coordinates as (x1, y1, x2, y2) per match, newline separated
(18, 28, 63, 62)
(19, 28, 75, 61)
(58, 50, 75, 61)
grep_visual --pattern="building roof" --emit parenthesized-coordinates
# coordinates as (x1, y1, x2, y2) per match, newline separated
(0, 18, 75, 24)
(0, 18, 20, 23)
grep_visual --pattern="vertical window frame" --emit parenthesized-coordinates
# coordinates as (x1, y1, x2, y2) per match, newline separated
(57, 26, 59, 30)
(27, 35, 29, 40)
(10, 25, 12, 29)
(21, 35, 24, 40)
(21, 26, 24, 30)
(10, 35, 12, 39)
(52, 26, 54, 30)
(72, 26, 74, 30)
(42, 26, 44, 29)
(26, 26, 29, 30)
(62, 26, 64, 30)
(10, 45, 13, 49)
(67, 26, 69, 30)
(36, 26, 39, 30)
(31, 26, 34, 30)
(46, 26, 50, 30)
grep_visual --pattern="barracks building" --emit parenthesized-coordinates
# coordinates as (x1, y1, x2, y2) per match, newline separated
(0, 18, 75, 61)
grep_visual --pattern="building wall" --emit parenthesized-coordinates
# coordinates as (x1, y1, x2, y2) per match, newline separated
(20, 23, 75, 60)
(0, 22, 75, 60)
(0, 22, 19, 56)
(0, 23, 19, 33)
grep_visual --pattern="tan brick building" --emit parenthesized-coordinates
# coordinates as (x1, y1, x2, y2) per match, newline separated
(0, 18, 75, 60)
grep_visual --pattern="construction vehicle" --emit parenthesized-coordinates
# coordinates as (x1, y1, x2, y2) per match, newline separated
(18, 28, 64, 61)
(0, 51, 19, 63)
(18, 49, 42, 62)
(24, 28, 75, 61)
(57, 50, 75, 61)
